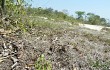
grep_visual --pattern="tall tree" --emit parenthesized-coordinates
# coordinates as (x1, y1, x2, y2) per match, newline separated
(86, 13, 107, 25)
(100, 18, 107, 25)
(87, 13, 96, 25)
(75, 11, 85, 20)
(1, 0, 5, 12)
(0, 0, 5, 17)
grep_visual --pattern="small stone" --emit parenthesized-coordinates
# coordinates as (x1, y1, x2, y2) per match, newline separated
(2, 49, 9, 56)
(11, 62, 18, 68)
(11, 57, 18, 63)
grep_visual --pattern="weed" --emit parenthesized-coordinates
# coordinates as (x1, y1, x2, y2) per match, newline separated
(35, 54, 52, 70)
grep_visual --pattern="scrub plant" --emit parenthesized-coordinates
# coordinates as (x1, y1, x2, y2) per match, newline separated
(35, 54, 52, 70)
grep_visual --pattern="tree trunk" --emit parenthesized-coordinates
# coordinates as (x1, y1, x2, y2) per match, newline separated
(1, 0, 5, 17)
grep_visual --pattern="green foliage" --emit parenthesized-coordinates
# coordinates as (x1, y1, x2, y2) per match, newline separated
(0, 0, 109, 32)
(74, 11, 109, 26)
(0, 0, 30, 33)
(89, 59, 110, 70)
(4, 0, 26, 16)
(26, 7, 75, 23)
(75, 11, 85, 20)
(86, 12, 107, 25)
(35, 54, 52, 70)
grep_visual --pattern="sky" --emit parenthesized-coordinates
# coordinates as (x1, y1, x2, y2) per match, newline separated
(30, 0, 110, 19)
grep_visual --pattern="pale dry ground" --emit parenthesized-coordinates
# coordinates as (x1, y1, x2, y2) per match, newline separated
(79, 24, 105, 31)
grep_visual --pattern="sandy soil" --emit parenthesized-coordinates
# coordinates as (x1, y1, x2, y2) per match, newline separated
(79, 24, 104, 31)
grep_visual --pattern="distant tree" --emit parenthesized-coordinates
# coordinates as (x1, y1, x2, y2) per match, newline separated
(87, 13, 97, 25)
(43, 8, 53, 16)
(94, 15, 101, 25)
(46, 8, 53, 13)
(100, 18, 107, 25)
(57, 11, 67, 19)
(86, 13, 108, 25)
(26, 7, 75, 21)
(75, 11, 85, 20)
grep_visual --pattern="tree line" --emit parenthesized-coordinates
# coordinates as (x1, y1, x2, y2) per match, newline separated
(0, 0, 110, 31)
(27, 7, 110, 26)
(75, 11, 110, 26)
(26, 7, 75, 22)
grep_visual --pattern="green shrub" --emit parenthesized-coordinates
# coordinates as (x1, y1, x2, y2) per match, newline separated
(35, 54, 52, 70)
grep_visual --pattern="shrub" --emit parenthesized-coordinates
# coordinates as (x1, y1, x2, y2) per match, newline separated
(35, 54, 52, 70)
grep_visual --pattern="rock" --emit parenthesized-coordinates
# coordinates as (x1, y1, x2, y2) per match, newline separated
(11, 56, 18, 63)
(0, 57, 4, 63)
(11, 62, 18, 69)
(2, 49, 9, 57)
(0, 29, 12, 35)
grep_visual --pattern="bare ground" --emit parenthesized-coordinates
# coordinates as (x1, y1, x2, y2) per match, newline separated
(0, 25, 110, 70)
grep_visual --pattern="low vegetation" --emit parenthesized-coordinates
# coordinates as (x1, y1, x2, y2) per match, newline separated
(0, 0, 110, 70)
(35, 54, 52, 70)
(0, 0, 110, 32)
